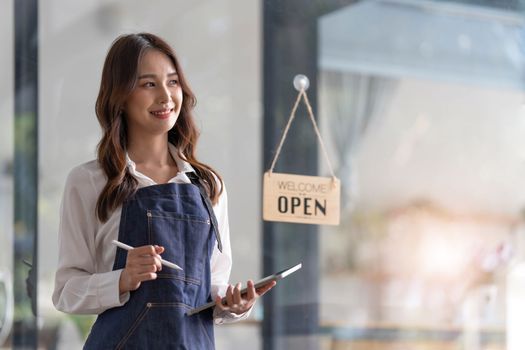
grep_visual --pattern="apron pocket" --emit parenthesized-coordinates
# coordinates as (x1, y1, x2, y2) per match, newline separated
(116, 302, 188, 349)
(146, 209, 211, 280)
(115, 302, 214, 349)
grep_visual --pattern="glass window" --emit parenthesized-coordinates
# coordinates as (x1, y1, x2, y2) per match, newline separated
(317, 1, 525, 349)
(0, 0, 14, 348)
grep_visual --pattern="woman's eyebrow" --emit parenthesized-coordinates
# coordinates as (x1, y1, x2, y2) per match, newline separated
(137, 72, 178, 80)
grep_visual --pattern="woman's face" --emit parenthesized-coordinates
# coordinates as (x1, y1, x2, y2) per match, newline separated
(123, 49, 183, 139)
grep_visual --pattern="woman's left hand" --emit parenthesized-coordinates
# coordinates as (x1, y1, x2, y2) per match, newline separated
(215, 279, 277, 315)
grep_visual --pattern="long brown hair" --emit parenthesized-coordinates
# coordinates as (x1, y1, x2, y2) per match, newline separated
(95, 33, 223, 222)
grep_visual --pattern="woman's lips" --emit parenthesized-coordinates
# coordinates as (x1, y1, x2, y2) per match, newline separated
(150, 108, 174, 119)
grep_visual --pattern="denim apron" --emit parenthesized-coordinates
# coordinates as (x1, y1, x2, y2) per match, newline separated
(84, 173, 222, 349)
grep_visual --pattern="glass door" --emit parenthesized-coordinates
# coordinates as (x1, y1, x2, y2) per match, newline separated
(317, 1, 525, 349)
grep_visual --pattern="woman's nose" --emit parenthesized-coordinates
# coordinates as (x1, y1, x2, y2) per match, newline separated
(157, 85, 172, 104)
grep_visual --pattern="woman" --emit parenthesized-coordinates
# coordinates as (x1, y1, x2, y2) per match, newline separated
(52, 33, 274, 349)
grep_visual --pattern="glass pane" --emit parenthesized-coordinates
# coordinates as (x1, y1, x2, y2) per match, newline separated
(0, 0, 14, 347)
(13, 0, 39, 347)
(319, 1, 524, 349)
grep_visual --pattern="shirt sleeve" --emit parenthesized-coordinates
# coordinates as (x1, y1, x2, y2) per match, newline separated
(210, 184, 253, 324)
(52, 166, 128, 314)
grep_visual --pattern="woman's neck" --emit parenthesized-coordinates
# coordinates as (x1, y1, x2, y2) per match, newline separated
(127, 136, 173, 167)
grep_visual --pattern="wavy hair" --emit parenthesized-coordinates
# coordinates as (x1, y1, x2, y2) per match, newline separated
(95, 33, 223, 222)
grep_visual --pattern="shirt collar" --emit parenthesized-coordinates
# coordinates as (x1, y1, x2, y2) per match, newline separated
(125, 143, 195, 177)
(168, 143, 194, 174)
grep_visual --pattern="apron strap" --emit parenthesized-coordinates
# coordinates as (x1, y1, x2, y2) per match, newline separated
(186, 172, 223, 253)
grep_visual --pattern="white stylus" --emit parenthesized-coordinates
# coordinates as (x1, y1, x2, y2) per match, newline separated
(111, 240, 183, 271)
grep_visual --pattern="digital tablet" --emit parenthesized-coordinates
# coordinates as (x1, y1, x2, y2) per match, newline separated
(187, 263, 302, 316)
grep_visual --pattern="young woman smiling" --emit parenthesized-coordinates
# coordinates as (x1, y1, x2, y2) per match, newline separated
(52, 33, 275, 349)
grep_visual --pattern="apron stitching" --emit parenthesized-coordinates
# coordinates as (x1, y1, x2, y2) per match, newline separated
(147, 210, 152, 243)
(148, 302, 191, 308)
(198, 315, 214, 346)
(149, 213, 209, 225)
(115, 304, 151, 349)
(129, 193, 195, 201)
(156, 274, 201, 285)
(185, 173, 223, 253)
(115, 303, 194, 349)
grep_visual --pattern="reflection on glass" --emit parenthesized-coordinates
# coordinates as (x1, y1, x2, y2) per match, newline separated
(13, 0, 39, 347)
(319, 1, 525, 349)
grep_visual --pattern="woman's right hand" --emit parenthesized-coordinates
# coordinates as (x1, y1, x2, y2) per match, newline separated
(119, 245, 164, 294)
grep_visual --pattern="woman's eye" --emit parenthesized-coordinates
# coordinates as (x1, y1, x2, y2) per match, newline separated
(169, 79, 179, 86)
(143, 82, 155, 87)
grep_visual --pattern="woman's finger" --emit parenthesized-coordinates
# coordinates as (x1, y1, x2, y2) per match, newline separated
(129, 245, 162, 260)
(120, 245, 166, 293)
(136, 272, 157, 282)
(242, 299, 255, 311)
(233, 282, 242, 305)
(121, 269, 158, 292)
(136, 256, 162, 272)
(226, 285, 234, 306)
(256, 281, 277, 296)
(154, 245, 164, 271)
(140, 264, 158, 274)
(126, 264, 158, 278)
(128, 245, 157, 257)
(126, 246, 163, 272)
(131, 255, 157, 265)
(215, 280, 277, 315)
(126, 259, 157, 274)
(215, 296, 227, 311)
(246, 280, 256, 301)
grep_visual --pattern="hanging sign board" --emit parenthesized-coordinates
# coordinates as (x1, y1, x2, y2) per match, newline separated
(263, 172, 340, 225)
(263, 74, 341, 226)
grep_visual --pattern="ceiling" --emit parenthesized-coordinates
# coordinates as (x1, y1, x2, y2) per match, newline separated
(320, 0, 525, 90)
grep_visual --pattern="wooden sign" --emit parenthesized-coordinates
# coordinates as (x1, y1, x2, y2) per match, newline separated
(263, 172, 340, 225)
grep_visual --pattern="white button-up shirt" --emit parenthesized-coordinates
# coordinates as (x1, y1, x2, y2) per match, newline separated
(52, 143, 247, 324)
